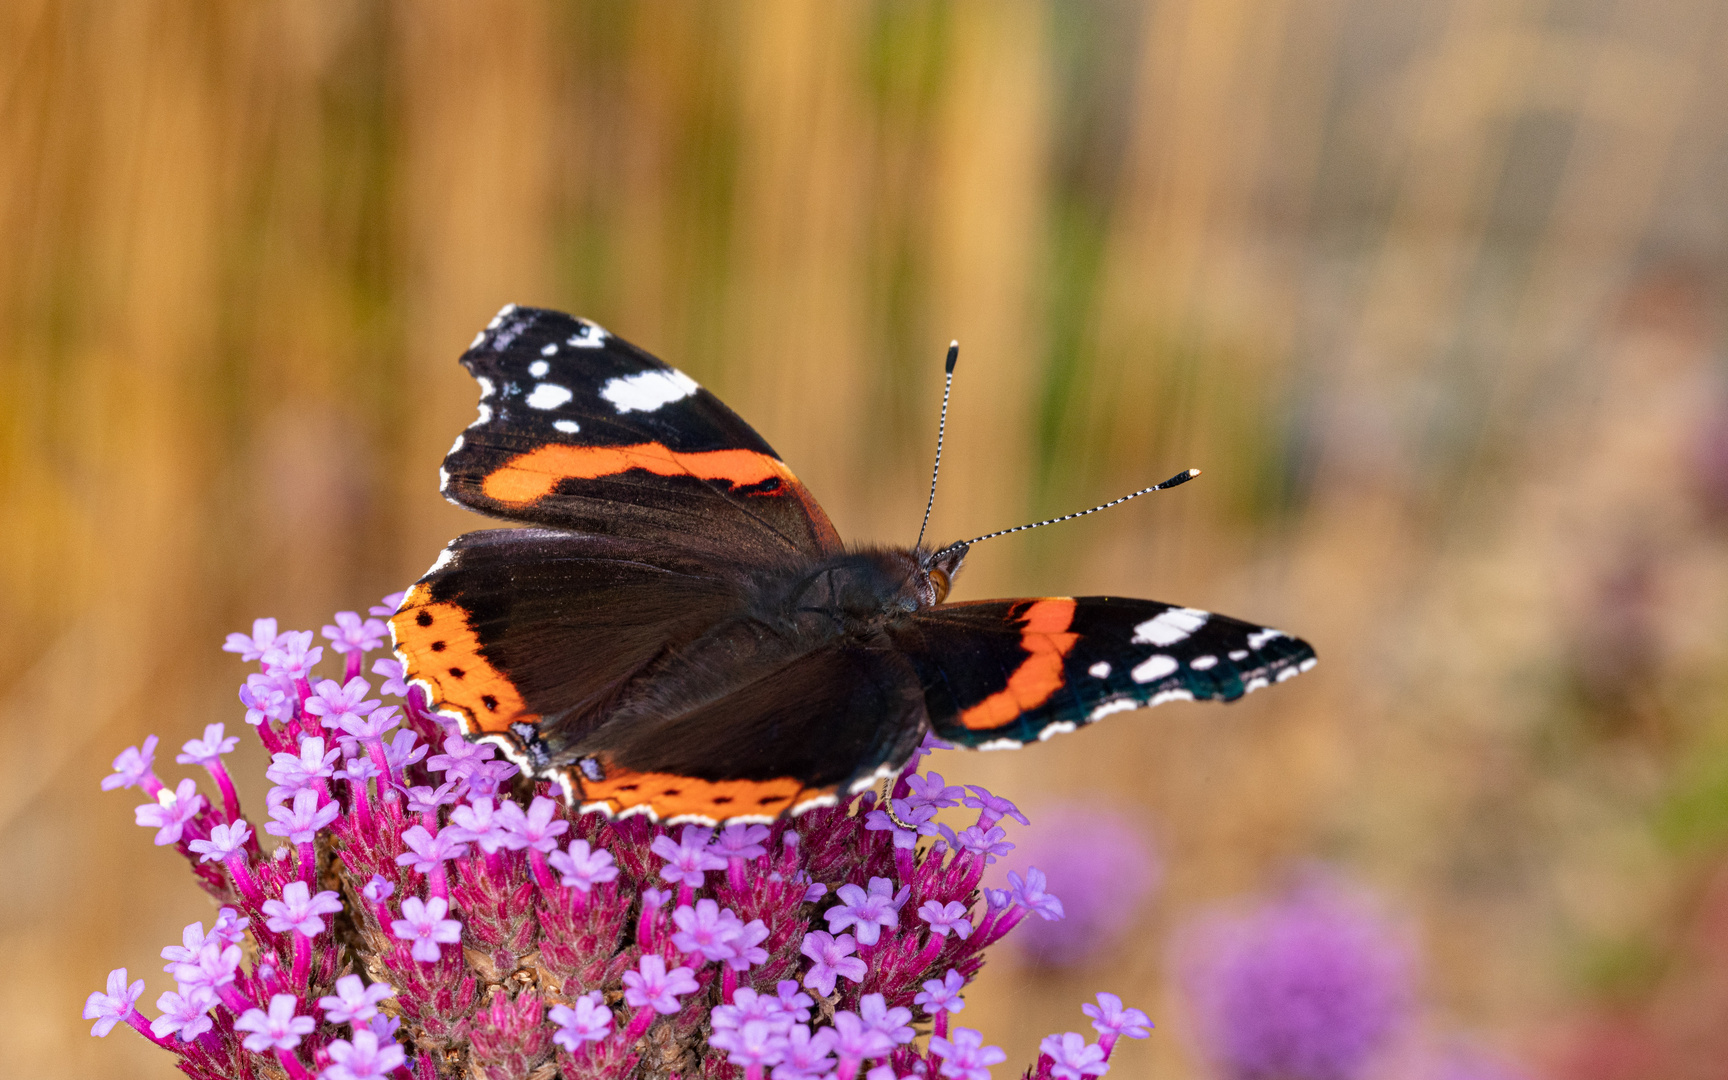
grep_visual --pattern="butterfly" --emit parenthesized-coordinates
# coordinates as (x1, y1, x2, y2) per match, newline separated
(391, 304, 1316, 824)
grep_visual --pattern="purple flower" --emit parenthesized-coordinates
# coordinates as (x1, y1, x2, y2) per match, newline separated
(865, 799, 939, 848)
(234, 993, 315, 1052)
(211, 906, 249, 948)
(224, 617, 284, 661)
(265, 788, 340, 843)
(322, 1028, 407, 1080)
(496, 795, 569, 853)
(322, 611, 388, 655)
(175, 723, 239, 767)
(262, 880, 344, 937)
(621, 954, 699, 1014)
(930, 1027, 1008, 1080)
(102, 735, 160, 792)
(262, 630, 323, 678)
(858, 994, 915, 1046)
(919, 900, 974, 939)
(963, 786, 1029, 828)
(906, 770, 965, 809)
(672, 898, 743, 962)
(774, 1024, 836, 1080)
(825, 876, 909, 946)
(916, 969, 968, 1016)
(776, 981, 814, 1022)
(1081, 993, 1153, 1043)
(335, 754, 383, 785)
(448, 797, 511, 854)
(548, 838, 618, 891)
(381, 729, 427, 773)
(369, 592, 407, 618)
(463, 756, 519, 797)
(168, 941, 242, 994)
(150, 986, 215, 1042)
(726, 917, 771, 971)
(800, 931, 867, 996)
(994, 804, 1160, 966)
(404, 781, 463, 817)
(188, 819, 252, 863)
(947, 823, 1014, 863)
(161, 921, 211, 967)
(712, 987, 792, 1034)
(1008, 867, 1064, 921)
(134, 778, 206, 845)
(392, 895, 463, 962)
(1180, 877, 1411, 1080)
(372, 657, 409, 697)
(240, 673, 295, 726)
(304, 677, 382, 730)
(426, 734, 494, 776)
(83, 968, 144, 1036)
(714, 822, 771, 861)
(319, 973, 395, 1025)
(266, 737, 340, 803)
(549, 991, 613, 1050)
(651, 824, 727, 888)
(711, 1018, 789, 1070)
(830, 1009, 896, 1063)
(1040, 1033, 1109, 1080)
(396, 824, 470, 876)
(362, 874, 395, 903)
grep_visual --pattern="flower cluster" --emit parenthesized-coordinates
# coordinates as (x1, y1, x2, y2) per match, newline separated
(87, 600, 1154, 1079)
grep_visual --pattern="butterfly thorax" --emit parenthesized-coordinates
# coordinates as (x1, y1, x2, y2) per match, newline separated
(763, 545, 964, 632)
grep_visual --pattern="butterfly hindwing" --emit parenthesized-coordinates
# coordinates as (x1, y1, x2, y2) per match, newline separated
(441, 305, 842, 559)
(893, 597, 1317, 748)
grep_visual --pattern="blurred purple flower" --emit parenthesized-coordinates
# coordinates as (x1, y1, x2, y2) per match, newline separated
(993, 803, 1160, 967)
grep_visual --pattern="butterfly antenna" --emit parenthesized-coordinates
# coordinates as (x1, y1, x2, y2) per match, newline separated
(931, 468, 1201, 560)
(914, 341, 960, 550)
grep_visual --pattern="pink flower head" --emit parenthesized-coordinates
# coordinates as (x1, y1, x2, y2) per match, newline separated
(652, 824, 727, 888)
(323, 1027, 407, 1080)
(134, 779, 206, 845)
(83, 968, 144, 1037)
(548, 838, 618, 891)
(261, 880, 344, 937)
(319, 973, 396, 1025)
(1039, 1032, 1109, 1080)
(930, 1027, 1007, 1080)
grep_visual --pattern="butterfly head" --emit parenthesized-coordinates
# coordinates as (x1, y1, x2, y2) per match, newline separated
(914, 543, 969, 607)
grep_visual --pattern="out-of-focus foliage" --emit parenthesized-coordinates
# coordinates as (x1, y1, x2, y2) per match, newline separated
(8, 1, 1728, 1077)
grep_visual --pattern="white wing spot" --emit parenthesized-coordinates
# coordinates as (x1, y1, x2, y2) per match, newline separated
(1148, 687, 1196, 706)
(468, 403, 493, 429)
(486, 303, 516, 330)
(539, 343, 558, 357)
(469, 331, 486, 349)
(601, 368, 700, 413)
(1228, 650, 1249, 661)
(1132, 607, 1210, 646)
(476, 377, 496, 399)
(1247, 628, 1286, 650)
(1190, 655, 1218, 670)
(525, 383, 574, 410)
(429, 546, 459, 573)
(1276, 666, 1301, 682)
(447, 434, 465, 455)
(438, 466, 450, 490)
(529, 360, 550, 377)
(975, 738, 1024, 751)
(1088, 661, 1111, 679)
(1244, 676, 1270, 693)
(1089, 698, 1139, 721)
(567, 321, 609, 349)
(1036, 721, 1077, 742)
(1299, 657, 1318, 672)
(1131, 654, 1179, 683)
(553, 419, 580, 434)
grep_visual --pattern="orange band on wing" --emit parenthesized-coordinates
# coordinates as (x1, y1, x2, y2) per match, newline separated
(481, 442, 800, 505)
(957, 598, 1080, 730)
(391, 585, 533, 734)
(576, 765, 834, 823)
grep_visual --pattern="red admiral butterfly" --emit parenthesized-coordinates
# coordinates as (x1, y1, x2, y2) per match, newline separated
(392, 305, 1316, 825)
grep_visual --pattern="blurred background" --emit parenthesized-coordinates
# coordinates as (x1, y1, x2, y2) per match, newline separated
(8, 1, 1728, 1077)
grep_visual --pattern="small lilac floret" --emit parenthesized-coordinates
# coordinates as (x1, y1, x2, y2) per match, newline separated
(392, 896, 462, 962)
(672, 899, 743, 962)
(776, 981, 814, 1022)
(262, 880, 344, 937)
(169, 941, 242, 994)
(262, 630, 322, 678)
(266, 737, 340, 803)
(211, 906, 250, 949)
(865, 800, 938, 848)
(548, 838, 618, 891)
(150, 986, 215, 1042)
(369, 592, 407, 618)
(161, 922, 210, 967)
(426, 734, 494, 776)
(234, 993, 315, 1052)
(362, 874, 395, 903)
(710, 1018, 788, 1070)
(322, 611, 389, 655)
(176, 723, 239, 767)
(1008, 867, 1065, 921)
(240, 674, 295, 726)
(929, 1027, 1007, 1080)
(549, 991, 613, 1050)
(83, 968, 145, 1036)
(319, 973, 395, 1025)
(135, 778, 206, 845)
(714, 822, 771, 861)
(774, 1024, 837, 1080)
(916, 969, 968, 1016)
(404, 782, 463, 817)
(103, 735, 160, 792)
(800, 931, 867, 996)
(825, 877, 909, 946)
(224, 617, 284, 661)
(1081, 993, 1153, 1042)
(448, 797, 511, 854)
(726, 917, 771, 971)
(712, 986, 791, 1034)
(333, 704, 401, 743)
(381, 729, 427, 773)
(336, 755, 383, 784)
(830, 1009, 896, 1062)
(906, 770, 965, 809)
(304, 677, 381, 730)
(919, 899, 974, 939)
(189, 819, 252, 863)
(948, 823, 1014, 863)
(265, 788, 340, 844)
(963, 785, 1029, 827)
(322, 1028, 407, 1080)
(858, 993, 915, 1046)
(497, 795, 569, 853)
(372, 657, 408, 697)
(463, 756, 519, 797)
(1040, 1032, 1109, 1080)
(622, 954, 699, 1014)
(651, 825, 727, 888)
(396, 824, 470, 876)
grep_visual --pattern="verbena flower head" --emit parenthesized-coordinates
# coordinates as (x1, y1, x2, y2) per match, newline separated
(90, 598, 1156, 1079)
(1179, 871, 1413, 1080)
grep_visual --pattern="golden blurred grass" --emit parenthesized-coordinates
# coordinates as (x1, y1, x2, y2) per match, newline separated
(7, 1, 1728, 1076)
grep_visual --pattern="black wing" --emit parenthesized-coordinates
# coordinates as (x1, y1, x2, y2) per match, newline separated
(889, 596, 1316, 748)
(440, 305, 843, 560)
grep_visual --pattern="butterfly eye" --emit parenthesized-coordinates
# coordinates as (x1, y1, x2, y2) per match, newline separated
(930, 569, 951, 604)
